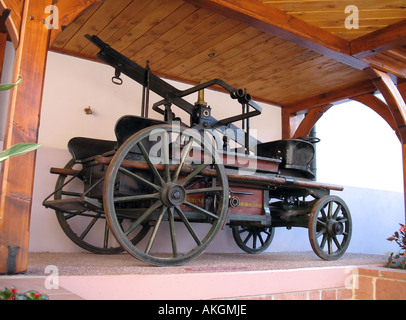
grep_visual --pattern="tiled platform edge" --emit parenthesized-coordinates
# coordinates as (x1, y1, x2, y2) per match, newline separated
(3, 265, 405, 300)
(57, 266, 357, 300)
(353, 266, 406, 300)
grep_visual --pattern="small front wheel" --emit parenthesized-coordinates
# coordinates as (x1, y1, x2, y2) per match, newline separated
(308, 195, 352, 260)
(232, 225, 275, 254)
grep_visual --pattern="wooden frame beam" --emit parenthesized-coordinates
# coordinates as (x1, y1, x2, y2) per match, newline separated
(365, 68, 406, 142)
(292, 105, 333, 139)
(284, 80, 377, 115)
(351, 94, 399, 134)
(364, 68, 406, 222)
(0, 0, 52, 274)
(363, 53, 406, 79)
(0, 0, 24, 47)
(351, 19, 406, 59)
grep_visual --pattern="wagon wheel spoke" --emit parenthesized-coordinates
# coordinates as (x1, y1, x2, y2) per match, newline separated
(114, 192, 160, 203)
(79, 212, 101, 240)
(174, 206, 202, 246)
(232, 226, 275, 254)
(172, 137, 194, 183)
(137, 141, 165, 186)
(333, 204, 342, 219)
(159, 130, 171, 183)
(244, 231, 253, 244)
(320, 234, 328, 249)
(119, 167, 161, 191)
(52, 159, 133, 254)
(180, 162, 210, 187)
(333, 236, 342, 250)
(145, 206, 166, 254)
(183, 200, 218, 220)
(168, 207, 177, 257)
(124, 200, 162, 236)
(185, 186, 223, 194)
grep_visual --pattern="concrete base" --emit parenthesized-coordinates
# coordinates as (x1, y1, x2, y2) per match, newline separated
(0, 251, 388, 300)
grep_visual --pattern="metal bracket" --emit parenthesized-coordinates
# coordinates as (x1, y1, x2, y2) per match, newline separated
(6, 245, 19, 274)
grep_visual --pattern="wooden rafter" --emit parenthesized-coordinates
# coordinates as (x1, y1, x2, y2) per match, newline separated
(350, 19, 406, 59)
(351, 94, 398, 134)
(292, 104, 333, 139)
(0, 0, 23, 47)
(284, 80, 377, 115)
(365, 68, 406, 142)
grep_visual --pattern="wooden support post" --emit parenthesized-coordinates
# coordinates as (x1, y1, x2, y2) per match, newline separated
(365, 68, 406, 223)
(292, 104, 333, 139)
(281, 109, 303, 139)
(0, 0, 52, 274)
(282, 104, 332, 140)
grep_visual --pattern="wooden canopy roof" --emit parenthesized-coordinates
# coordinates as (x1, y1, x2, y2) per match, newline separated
(45, 0, 406, 112)
(1, 0, 406, 274)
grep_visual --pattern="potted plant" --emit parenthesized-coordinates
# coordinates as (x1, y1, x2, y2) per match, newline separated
(386, 223, 406, 270)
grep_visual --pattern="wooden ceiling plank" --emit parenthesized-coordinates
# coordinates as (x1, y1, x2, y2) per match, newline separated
(260, 0, 406, 12)
(167, 25, 263, 77)
(49, 0, 105, 46)
(250, 60, 356, 103)
(153, 16, 242, 72)
(139, 11, 225, 70)
(185, 32, 275, 81)
(260, 0, 406, 41)
(129, 6, 213, 65)
(277, 74, 370, 106)
(185, 0, 370, 70)
(213, 40, 307, 84)
(251, 55, 335, 92)
(108, 0, 184, 54)
(51, 1, 102, 49)
(62, 0, 133, 53)
(290, 9, 406, 22)
(351, 19, 406, 59)
(120, 0, 190, 58)
(238, 51, 325, 95)
(79, 0, 155, 56)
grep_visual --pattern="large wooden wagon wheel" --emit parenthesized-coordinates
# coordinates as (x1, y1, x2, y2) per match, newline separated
(308, 195, 352, 260)
(54, 159, 149, 254)
(103, 124, 229, 266)
(232, 225, 275, 254)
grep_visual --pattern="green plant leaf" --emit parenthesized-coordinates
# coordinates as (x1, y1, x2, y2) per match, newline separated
(0, 143, 41, 163)
(0, 75, 22, 91)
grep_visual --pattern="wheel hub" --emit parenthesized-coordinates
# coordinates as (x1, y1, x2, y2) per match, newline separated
(327, 219, 344, 236)
(161, 183, 186, 207)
